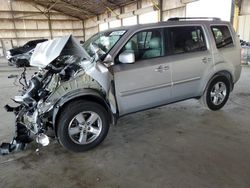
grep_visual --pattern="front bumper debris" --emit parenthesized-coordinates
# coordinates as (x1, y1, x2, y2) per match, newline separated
(0, 141, 26, 155)
(0, 106, 33, 155)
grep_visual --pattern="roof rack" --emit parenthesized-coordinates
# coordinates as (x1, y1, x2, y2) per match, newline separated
(168, 17, 221, 21)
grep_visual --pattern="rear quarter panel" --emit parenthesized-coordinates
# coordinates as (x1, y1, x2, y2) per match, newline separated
(208, 23, 242, 84)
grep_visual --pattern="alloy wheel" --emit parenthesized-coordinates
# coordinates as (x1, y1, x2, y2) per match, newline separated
(210, 81, 227, 105)
(68, 111, 102, 145)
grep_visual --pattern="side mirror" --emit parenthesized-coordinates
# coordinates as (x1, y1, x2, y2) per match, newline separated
(103, 54, 114, 67)
(119, 51, 135, 64)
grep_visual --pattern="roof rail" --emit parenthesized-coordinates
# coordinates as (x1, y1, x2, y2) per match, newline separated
(168, 17, 221, 21)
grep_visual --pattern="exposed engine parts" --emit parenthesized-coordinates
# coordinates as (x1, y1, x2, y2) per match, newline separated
(0, 122, 32, 155)
(1, 35, 113, 155)
(0, 61, 76, 155)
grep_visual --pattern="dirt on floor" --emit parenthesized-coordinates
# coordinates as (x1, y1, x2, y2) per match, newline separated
(1, 60, 250, 188)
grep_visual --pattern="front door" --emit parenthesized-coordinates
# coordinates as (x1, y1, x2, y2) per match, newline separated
(112, 28, 172, 115)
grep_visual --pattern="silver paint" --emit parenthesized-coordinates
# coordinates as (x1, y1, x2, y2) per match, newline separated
(30, 35, 90, 68)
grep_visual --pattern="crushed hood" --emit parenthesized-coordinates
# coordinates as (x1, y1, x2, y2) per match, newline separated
(30, 35, 90, 68)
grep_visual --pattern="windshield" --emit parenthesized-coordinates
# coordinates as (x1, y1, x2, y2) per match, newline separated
(83, 30, 126, 58)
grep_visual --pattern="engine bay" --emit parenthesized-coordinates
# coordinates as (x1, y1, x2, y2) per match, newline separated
(0, 35, 113, 155)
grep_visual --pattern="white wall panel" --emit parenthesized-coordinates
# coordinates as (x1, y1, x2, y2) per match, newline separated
(0, 20, 14, 29)
(141, 0, 153, 8)
(122, 16, 137, 26)
(85, 17, 98, 28)
(37, 21, 50, 29)
(238, 15, 250, 42)
(124, 3, 137, 13)
(0, 0, 11, 11)
(139, 11, 158, 24)
(162, 0, 185, 11)
(85, 27, 98, 40)
(15, 20, 37, 29)
(241, 0, 250, 15)
(162, 7, 186, 21)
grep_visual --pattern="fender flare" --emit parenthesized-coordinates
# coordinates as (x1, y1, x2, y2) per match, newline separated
(52, 88, 116, 135)
(203, 70, 234, 94)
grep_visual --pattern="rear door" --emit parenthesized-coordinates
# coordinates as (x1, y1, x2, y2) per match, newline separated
(112, 28, 172, 115)
(167, 26, 214, 100)
(210, 25, 241, 82)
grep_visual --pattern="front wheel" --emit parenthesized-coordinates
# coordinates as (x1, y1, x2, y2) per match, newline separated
(201, 76, 230, 111)
(57, 100, 110, 152)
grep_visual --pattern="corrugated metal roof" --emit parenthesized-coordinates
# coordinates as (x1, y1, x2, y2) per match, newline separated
(22, 0, 137, 20)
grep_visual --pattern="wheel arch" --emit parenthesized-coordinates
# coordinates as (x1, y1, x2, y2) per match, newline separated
(52, 89, 115, 137)
(203, 70, 234, 94)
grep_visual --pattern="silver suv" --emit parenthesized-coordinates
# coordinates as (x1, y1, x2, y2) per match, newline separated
(4, 17, 241, 153)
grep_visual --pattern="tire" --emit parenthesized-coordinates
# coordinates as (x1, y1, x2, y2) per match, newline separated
(201, 76, 230, 111)
(57, 100, 110, 152)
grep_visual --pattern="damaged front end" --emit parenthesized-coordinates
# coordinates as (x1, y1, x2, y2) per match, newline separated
(1, 35, 115, 155)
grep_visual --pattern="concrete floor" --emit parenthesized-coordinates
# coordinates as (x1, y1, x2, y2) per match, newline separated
(0, 60, 250, 188)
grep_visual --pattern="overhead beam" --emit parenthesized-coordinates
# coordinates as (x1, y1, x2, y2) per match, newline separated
(16, 0, 138, 21)
(20, 0, 89, 19)
(58, 0, 95, 16)
(48, 11, 53, 39)
(34, 1, 85, 20)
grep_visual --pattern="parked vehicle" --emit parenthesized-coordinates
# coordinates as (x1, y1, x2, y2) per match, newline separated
(6, 39, 47, 67)
(7, 49, 34, 67)
(240, 39, 250, 47)
(0, 17, 241, 154)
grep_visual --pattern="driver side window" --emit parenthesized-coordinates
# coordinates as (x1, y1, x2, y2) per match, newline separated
(117, 29, 164, 63)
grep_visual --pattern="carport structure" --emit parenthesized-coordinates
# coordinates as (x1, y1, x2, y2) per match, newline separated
(1, 1, 250, 188)
(23, 0, 139, 20)
(0, 0, 202, 57)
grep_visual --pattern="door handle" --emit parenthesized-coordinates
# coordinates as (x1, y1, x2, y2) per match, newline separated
(155, 65, 169, 72)
(202, 57, 207, 63)
(202, 57, 212, 63)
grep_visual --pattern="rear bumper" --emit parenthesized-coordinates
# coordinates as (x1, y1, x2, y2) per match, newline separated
(234, 64, 242, 83)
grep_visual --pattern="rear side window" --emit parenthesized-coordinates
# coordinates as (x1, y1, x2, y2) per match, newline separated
(168, 26, 207, 55)
(211, 25, 233, 49)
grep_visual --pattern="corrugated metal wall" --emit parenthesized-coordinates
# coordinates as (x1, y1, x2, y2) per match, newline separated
(238, 15, 250, 41)
(83, 0, 197, 40)
(0, 0, 84, 56)
(0, 0, 198, 56)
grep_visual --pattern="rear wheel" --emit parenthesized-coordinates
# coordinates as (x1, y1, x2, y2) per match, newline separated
(201, 76, 230, 111)
(57, 100, 109, 152)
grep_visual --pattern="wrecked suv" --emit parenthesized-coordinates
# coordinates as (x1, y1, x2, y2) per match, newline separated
(1, 18, 241, 153)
